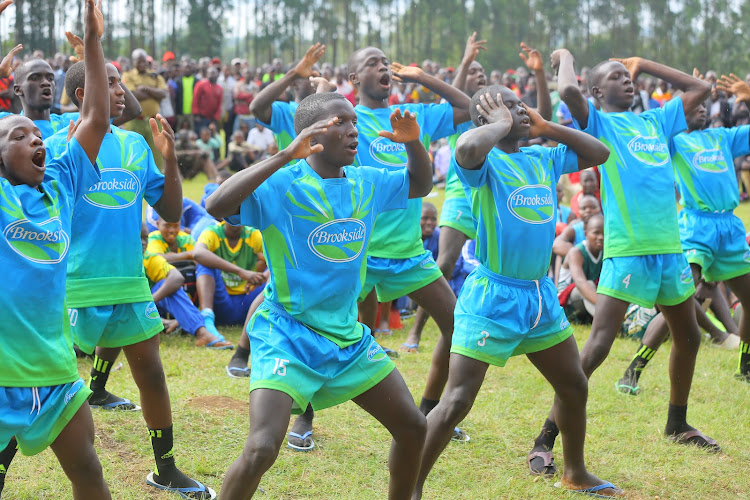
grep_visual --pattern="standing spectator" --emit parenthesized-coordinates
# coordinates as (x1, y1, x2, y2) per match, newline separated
(192, 66, 222, 134)
(122, 48, 168, 168)
(218, 64, 237, 146)
(175, 61, 197, 131)
(233, 67, 257, 131)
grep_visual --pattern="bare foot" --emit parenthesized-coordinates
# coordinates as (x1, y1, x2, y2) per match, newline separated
(558, 474, 625, 497)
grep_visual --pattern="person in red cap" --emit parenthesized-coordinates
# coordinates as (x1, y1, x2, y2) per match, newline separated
(162, 50, 175, 63)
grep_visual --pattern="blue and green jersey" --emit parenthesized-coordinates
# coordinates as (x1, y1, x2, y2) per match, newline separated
(45, 125, 165, 307)
(0, 138, 99, 386)
(444, 121, 474, 201)
(257, 100, 298, 152)
(455, 144, 578, 280)
(0, 111, 81, 140)
(582, 98, 686, 258)
(354, 102, 455, 259)
(228, 159, 410, 348)
(670, 125, 750, 213)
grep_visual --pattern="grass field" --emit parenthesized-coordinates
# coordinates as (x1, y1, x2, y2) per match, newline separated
(5, 178, 750, 499)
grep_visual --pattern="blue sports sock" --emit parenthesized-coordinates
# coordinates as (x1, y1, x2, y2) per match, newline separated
(201, 308, 221, 337)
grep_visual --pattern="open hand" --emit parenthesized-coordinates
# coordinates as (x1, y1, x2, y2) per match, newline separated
(286, 117, 335, 159)
(0, 43, 22, 78)
(692, 68, 705, 81)
(519, 43, 543, 72)
(475, 92, 512, 126)
(0, 0, 13, 16)
(378, 109, 420, 144)
(294, 43, 325, 79)
(150, 114, 177, 161)
(310, 76, 336, 93)
(462, 32, 487, 64)
(391, 62, 423, 83)
(610, 57, 642, 80)
(718, 73, 750, 103)
(66, 32, 84, 62)
(84, 0, 104, 38)
(521, 103, 548, 139)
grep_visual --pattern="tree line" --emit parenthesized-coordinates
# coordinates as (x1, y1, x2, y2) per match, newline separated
(7, 0, 750, 76)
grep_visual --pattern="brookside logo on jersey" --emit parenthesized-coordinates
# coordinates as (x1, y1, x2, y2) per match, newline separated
(308, 218, 366, 262)
(692, 149, 727, 173)
(368, 136, 407, 167)
(83, 168, 141, 209)
(3, 217, 70, 264)
(507, 184, 554, 224)
(626, 135, 670, 166)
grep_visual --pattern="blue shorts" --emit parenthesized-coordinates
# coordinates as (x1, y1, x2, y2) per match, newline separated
(152, 280, 204, 335)
(598, 254, 695, 308)
(196, 264, 265, 325)
(452, 266, 573, 367)
(439, 195, 477, 239)
(70, 301, 163, 355)
(0, 379, 91, 456)
(247, 301, 395, 414)
(358, 250, 444, 302)
(679, 209, 750, 282)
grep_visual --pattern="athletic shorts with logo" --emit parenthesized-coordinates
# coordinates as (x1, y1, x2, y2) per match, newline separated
(597, 253, 695, 308)
(452, 265, 573, 367)
(358, 249, 444, 302)
(70, 301, 163, 354)
(439, 195, 477, 240)
(0, 379, 91, 455)
(679, 209, 750, 282)
(247, 301, 395, 414)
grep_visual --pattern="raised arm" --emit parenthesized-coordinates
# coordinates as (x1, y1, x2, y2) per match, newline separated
(454, 92, 512, 170)
(613, 57, 711, 114)
(519, 43, 551, 120)
(377, 109, 432, 198)
(206, 117, 334, 219)
(452, 32, 486, 92)
(391, 62, 471, 126)
(523, 104, 609, 170)
(250, 43, 325, 123)
(149, 114, 182, 222)
(718, 73, 750, 147)
(74, 0, 109, 166)
(551, 49, 589, 127)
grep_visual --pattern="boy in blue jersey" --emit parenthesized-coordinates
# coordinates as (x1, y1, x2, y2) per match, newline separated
(617, 72, 750, 388)
(348, 46, 472, 439)
(527, 49, 717, 473)
(43, 52, 216, 499)
(412, 86, 620, 499)
(207, 91, 431, 499)
(0, 1, 111, 497)
(250, 43, 325, 154)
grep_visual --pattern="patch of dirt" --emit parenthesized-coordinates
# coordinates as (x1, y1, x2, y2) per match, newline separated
(189, 395, 248, 414)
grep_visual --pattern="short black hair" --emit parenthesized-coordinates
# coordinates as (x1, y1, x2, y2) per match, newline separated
(14, 59, 54, 86)
(584, 213, 603, 231)
(347, 47, 382, 80)
(469, 84, 507, 127)
(579, 193, 599, 207)
(587, 60, 619, 97)
(294, 92, 347, 135)
(65, 61, 86, 107)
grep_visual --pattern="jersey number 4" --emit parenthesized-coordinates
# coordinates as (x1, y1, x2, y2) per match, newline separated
(622, 274, 632, 288)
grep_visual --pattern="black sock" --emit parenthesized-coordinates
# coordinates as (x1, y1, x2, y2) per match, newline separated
(419, 397, 439, 416)
(739, 341, 750, 374)
(665, 404, 692, 436)
(89, 355, 114, 394)
(231, 345, 250, 364)
(149, 426, 177, 477)
(0, 439, 18, 492)
(623, 344, 657, 383)
(533, 418, 559, 451)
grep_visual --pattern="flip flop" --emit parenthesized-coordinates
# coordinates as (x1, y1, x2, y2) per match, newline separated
(667, 429, 721, 453)
(374, 328, 393, 337)
(202, 338, 234, 350)
(614, 379, 640, 396)
(554, 481, 624, 498)
(287, 430, 315, 451)
(527, 450, 556, 477)
(399, 343, 419, 353)
(146, 472, 217, 499)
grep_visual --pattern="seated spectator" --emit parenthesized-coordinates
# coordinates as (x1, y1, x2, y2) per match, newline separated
(557, 214, 603, 322)
(175, 129, 219, 179)
(196, 124, 222, 161)
(194, 222, 267, 338)
(570, 169, 601, 218)
(246, 122, 276, 159)
(227, 130, 259, 171)
(141, 225, 232, 349)
(553, 194, 602, 258)
(146, 197, 217, 238)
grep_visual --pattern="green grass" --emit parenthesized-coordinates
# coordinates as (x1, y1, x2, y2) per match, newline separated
(6, 182, 750, 499)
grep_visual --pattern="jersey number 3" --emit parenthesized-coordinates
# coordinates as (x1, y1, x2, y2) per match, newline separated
(477, 330, 489, 347)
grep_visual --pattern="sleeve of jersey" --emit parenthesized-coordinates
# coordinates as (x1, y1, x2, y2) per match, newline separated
(197, 227, 220, 252)
(146, 233, 167, 254)
(238, 170, 285, 231)
(46, 137, 101, 204)
(547, 143, 579, 179)
(656, 97, 687, 139)
(454, 154, 488, 188)
(141, 137, 166, 206)
(422, 102, 456, 141)
(581, 101, 603, 137)
(728, 125, 750, 158)
(373, 166, 410, 212)
(258, 101, 288, 133)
